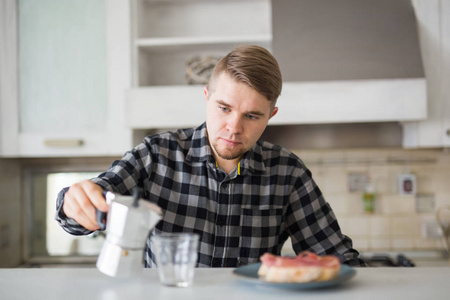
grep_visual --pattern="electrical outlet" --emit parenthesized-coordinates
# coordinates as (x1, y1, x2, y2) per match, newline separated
(348, 173, 369, 192)
(421, 220, 442, 239)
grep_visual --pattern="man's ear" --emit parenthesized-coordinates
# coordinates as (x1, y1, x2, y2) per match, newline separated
(269, 106, 278, 119)
(204, 86, 209, 101)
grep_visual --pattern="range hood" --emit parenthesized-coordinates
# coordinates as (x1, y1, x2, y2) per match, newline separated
(271, 0, 426, 124)
(125, 0, 426, 130)
(273, 0, 424, 82)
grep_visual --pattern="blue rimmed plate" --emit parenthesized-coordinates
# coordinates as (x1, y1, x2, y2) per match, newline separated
(233, 263, 356, 289)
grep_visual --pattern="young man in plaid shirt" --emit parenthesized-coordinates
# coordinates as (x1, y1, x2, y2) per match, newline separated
(56, 45, 366, 267)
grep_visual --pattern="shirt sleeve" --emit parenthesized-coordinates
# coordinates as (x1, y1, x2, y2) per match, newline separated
(55, 142, 154, 236)
(90, 142, 154, 194)
(286, 167, 367, 267)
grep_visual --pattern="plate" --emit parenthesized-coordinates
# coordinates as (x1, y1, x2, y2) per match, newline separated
(233, 263, 356, 289)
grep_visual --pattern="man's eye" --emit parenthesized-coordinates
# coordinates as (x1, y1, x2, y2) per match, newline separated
(247, 114, 258, 120)
(220, 106, 229, 112)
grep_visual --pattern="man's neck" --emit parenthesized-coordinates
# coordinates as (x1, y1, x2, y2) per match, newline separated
(216, 158, 239, 174)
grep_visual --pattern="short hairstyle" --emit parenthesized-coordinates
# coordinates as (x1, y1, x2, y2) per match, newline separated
(207, 45, 282, 106)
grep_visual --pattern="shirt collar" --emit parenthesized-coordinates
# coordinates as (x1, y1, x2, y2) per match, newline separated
(186, 123, 215, 164)
(186, 123, 267, 174)
(241, 141, 266, 174)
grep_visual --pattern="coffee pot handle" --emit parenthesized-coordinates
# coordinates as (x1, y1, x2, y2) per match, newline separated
(95, 188, 143, 231)
(96, 191, 109, 231)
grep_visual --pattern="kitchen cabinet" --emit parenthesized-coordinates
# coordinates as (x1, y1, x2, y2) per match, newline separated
(124, 0, 427, 130)
(131, 0, 272, 87)
(403, 0, 450, 148)
(0, 0, 132, 157)
(125, 0, 272, 129)
(1, 0, 431, 152)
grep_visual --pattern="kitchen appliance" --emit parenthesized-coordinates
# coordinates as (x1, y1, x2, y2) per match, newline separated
(361, 253, 415, 267)
(96, 189, 162, 277)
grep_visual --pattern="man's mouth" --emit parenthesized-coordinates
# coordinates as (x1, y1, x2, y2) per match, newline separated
(220, 137, 241, 146)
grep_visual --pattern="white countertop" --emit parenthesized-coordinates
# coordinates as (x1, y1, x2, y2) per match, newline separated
(0, 267, 449, 300)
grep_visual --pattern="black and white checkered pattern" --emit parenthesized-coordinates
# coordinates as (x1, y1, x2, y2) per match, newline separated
(56, 123, 365, 267)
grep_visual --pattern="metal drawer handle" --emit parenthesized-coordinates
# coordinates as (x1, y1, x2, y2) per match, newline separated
(43, 139, 84, 147)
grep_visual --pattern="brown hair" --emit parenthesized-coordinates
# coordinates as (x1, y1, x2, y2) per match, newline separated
(207, 45, 282, 106)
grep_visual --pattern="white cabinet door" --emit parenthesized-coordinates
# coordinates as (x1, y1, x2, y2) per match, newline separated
(0, 0, 19, 156)
(0, 0, 132, 157)
(403, 0, 450, 148)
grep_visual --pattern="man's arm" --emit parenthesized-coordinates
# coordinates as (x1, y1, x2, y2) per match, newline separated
(55, 143, 153, 235)
(286, 168, 367, 267)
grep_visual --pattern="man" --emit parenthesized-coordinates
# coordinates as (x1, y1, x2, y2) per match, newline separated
(56, 45, 365, 267)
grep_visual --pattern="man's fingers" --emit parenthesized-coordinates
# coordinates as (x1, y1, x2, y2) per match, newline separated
(63, 192, 100, 231)
(81, 181, 108, 212)
(70, 183, 99, 226)
(63, 180, 107, 231)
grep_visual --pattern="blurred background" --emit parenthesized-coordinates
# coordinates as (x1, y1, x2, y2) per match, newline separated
(0, 0, 449, 268)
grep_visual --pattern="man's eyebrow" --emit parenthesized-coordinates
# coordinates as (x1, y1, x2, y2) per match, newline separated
(215, 99, 266, 116)
(216, 100, 230, 107)
(246, 110, 266, 116)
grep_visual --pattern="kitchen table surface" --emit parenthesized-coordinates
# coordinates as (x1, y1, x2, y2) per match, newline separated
(1, 267, 449, 300)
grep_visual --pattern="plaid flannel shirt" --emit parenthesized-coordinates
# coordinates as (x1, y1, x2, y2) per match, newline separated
(56, 123, 365, 267)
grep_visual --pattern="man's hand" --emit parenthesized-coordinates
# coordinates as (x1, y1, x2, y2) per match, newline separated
(62, 180, 108, 231)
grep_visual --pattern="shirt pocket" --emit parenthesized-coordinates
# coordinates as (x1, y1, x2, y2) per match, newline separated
(239, 205, 284, 264)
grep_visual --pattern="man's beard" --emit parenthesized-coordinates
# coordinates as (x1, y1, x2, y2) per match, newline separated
(212, 141, 246, 161)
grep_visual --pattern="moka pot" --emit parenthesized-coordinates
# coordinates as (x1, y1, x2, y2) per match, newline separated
(96, 190, 162, 277)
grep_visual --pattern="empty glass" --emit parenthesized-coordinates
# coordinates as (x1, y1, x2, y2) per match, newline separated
(151, 233, 199, 287)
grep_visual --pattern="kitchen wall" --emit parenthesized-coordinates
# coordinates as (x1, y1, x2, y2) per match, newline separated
(291, 147, 450, 252)
(0, 145, 449, 267)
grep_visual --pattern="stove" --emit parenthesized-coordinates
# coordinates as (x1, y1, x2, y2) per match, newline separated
(361, 253, 415, 267)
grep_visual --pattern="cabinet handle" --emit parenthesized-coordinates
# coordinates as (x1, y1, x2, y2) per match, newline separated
(44, 139, 84, 147)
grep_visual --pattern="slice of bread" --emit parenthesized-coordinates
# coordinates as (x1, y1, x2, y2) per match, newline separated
(258, 251, 340, 283)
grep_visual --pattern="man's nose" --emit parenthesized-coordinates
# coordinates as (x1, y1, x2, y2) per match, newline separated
(226, 115, 243, 134)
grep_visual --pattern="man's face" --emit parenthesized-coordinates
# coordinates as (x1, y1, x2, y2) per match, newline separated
(204, 72, 278, 167)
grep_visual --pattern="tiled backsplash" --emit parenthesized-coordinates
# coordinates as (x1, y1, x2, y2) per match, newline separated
(293, 148, 450, 252)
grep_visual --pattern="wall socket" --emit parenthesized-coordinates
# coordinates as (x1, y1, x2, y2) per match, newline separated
(348, 173, 369, 192)
(421, 220, 442, 239)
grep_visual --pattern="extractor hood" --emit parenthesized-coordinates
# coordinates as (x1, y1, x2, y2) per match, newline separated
(273, 0, 424, 82)
(270, 0, 426, 124)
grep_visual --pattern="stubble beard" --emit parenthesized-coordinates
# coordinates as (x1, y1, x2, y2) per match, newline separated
(212, 140, 246, 161)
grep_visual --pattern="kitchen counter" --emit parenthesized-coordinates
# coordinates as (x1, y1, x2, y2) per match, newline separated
(1, 267, 449, 300)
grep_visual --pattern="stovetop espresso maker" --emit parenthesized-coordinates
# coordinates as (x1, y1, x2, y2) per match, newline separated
(96, 189, 162, 277)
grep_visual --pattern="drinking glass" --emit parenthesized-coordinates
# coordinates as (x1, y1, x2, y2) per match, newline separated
(151, 233, 199, 287)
